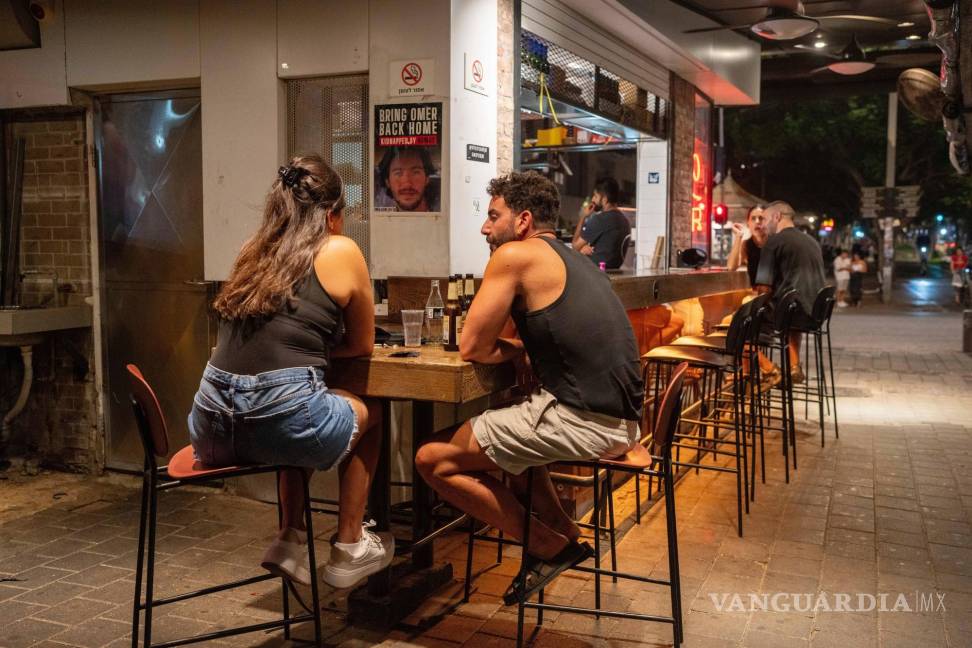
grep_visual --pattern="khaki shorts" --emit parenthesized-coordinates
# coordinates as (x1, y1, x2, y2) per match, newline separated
(471, 389, 640, 476)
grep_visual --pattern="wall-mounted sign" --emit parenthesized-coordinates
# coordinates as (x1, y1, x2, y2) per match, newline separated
(374, 102, 442, 213)
(463, 53, 488, 96)
(466, 144, 489, 163)
(648, 172, 660, 184)
(390, 59, 435, 97)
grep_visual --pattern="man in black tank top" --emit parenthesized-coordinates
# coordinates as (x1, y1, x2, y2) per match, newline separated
(415, 172, 643, 604)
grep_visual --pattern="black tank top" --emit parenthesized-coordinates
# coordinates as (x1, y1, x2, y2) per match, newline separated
(511, 237, 643, 421)
(210, 272, 344, 375)
(745, 238, 762, 288)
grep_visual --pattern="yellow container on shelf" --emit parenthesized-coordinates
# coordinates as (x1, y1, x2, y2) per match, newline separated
(536, 126, 566, 147)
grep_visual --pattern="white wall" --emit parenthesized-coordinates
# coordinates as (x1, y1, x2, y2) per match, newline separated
(278, 0, 368, 78)
(368, 0, 452, 279)
(65, 0, 200, 88)
(636, 140, 669, 271)
(0, 0, 68, 108)
(449, 0, 497, 276)
(200, 0, 285, 280)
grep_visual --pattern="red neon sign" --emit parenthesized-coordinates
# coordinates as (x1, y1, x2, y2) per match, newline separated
(691, 139, 710, 248)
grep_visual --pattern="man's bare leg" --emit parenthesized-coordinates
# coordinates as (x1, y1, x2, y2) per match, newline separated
(506, 466, 580, 543)
(415, 422, 570, 560)
(788, 331, 802, 368)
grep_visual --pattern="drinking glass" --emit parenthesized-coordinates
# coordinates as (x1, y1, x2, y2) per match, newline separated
(401, 309, 424, 347)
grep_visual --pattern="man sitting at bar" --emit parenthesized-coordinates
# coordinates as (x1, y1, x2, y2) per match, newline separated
(571, 177, 631, 269)
(415, 171, 644, 604)
(755, 200, 826, 384)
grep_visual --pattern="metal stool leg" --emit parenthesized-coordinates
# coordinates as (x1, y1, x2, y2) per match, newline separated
(143, 471, 159, 648)
(592, 465, 602, 616)
(516, 468, 535, 648)
(275, 471, 291, 639)
(826, 324, 839, 438)
(607, 468, 618, 583)
(131, 468, 149, 648)
(302, 473, 322, 647)
(464, 516, 476, 602)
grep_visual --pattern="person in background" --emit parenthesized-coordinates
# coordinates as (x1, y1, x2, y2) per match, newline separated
(849, 251, 868, 307)
(571, 177, 631, 269)
(950, 246, 969, 306)
(755, 201, 826, 385)
(416, 171, 643, 605)
(189, 155, 392, 590)
(727, 205, 769, 287)
(833, 249, 851, 308)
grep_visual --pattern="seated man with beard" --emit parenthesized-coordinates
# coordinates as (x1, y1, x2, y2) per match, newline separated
(414, 171, 644, 604)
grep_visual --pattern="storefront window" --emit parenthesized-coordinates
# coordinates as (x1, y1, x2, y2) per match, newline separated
(691, 93, 713, 254)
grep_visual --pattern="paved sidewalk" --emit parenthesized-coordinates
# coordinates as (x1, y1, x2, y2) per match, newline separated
(1, 305, 971, 648)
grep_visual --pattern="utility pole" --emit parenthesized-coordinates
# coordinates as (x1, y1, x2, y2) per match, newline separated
(881, 92, 898, 304)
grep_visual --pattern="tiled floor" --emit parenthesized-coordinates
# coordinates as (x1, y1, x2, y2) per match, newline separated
(1, 305, 971, 648)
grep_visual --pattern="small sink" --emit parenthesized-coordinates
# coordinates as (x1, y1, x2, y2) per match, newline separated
(0, 305, 93, 337)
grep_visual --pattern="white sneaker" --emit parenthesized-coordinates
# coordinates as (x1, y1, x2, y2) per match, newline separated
(323, 522, 395, 589)
(837, 301, 849, 308)
(261, 529, 311, 586)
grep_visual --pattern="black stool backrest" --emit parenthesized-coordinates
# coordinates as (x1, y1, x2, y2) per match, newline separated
(725, 300, 754, 356)
(747, 293, 772, 342)
(126, 364, 170, 460)
(811, 285, 836, 327)
(652, 362, 688, 453)
(774, 289, 802, 333)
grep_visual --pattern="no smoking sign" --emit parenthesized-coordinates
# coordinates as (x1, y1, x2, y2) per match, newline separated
(390, 58, 434, 96)
(401, 62, 422, 87)
(464, 54, 488, 97)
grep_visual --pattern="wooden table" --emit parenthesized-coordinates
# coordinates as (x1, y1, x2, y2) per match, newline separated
(329, 345, 515, 626)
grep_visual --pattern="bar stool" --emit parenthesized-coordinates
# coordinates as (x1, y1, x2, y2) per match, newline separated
(755, 290, 802, 483)
(642, 303, 755, 536)
(509, 363, 689, 648)
(790, 286, 839, 446)
(668, 294, 772, 500)
(126, 365, 322, 648)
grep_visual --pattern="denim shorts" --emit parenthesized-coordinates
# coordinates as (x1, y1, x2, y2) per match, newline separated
(187, 364, 358, 471)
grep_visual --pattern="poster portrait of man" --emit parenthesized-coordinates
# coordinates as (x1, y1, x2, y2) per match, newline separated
(374, 102, 442, 213)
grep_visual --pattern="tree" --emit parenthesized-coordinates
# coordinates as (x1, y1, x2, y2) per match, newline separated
(726, 94, 972, 239)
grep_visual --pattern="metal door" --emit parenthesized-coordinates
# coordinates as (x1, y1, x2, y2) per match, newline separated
(95, 90, 209, 470)
(287, 75, 370, 265)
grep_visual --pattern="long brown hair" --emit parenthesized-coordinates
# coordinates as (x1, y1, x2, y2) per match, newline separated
(213, 155, 345, 320)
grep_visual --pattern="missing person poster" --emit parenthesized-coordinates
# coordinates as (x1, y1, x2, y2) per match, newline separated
(374, 102, 442, 213)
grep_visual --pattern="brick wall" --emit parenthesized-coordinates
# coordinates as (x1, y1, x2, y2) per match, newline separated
(670, 74, 696, 266)
(497, 0, 515, 174)
(2, 116, 100, 472)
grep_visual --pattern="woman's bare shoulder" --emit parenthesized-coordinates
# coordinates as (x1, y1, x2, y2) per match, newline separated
(316, 235, 364, 263)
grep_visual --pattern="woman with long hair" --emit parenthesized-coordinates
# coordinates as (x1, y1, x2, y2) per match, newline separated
(188, 155, 391, 589)
(727, 204, 769, 286)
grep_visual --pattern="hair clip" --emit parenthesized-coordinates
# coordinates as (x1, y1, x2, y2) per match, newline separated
(278, 165, 305, 189)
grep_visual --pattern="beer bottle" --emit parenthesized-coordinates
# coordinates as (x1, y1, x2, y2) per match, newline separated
(455, 274, 466, 341)
(443, 277, 461, 352)
(463, 274, 476, 311)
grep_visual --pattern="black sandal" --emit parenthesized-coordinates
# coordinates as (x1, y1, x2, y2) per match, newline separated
(502, 541, 594, 606)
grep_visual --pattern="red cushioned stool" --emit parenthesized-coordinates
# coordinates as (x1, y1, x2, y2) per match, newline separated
(126, 364, 322, 648)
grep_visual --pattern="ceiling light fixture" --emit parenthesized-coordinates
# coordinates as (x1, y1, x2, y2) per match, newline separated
(751, 7, 819, 40)
(898, 21, 915, 28)
(906, 34, 921, 40)
(814, 41, 827, 48)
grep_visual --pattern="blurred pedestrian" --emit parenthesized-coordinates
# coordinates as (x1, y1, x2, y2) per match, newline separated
(833, 248, 851, 307)
(849, 252, 867, 307)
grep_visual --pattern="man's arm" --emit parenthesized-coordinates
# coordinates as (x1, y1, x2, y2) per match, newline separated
(573, 214, 598, 255)
(460, 246, 526, 364)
